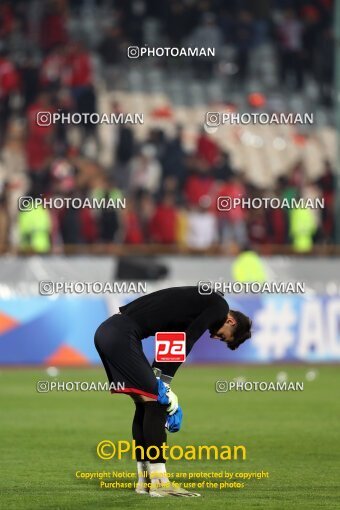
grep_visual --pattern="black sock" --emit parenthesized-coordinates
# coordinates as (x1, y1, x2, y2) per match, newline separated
(143, 401, 167, 463)
(132, 403, 145, 462)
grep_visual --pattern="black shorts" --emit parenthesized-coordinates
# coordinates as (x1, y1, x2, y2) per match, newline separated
(94, 313, 158, 399)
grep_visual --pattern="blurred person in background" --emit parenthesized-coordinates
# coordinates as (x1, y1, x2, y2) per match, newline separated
(26, 90, 56, 194)
(146, 128, 167, 162)
(129, 145, 161, 195)
(119, 0, 144, 47)
(263, 188, 288, 245)
(136, 190, 156, 243)
(98, 26, 124, 85)
(289, 201, 317, 253)
(122, 195, 144, 245)
(90, 175, 123, 243)
(149, 192, 178, 245)
(20, 50, 40, 111)
(114, 123, 135, 190)
(186, 12, 224, 78)
(279, 173, 300, 205)
(64, 41, 97, 144)
(277, 173, 300, 244)
(18, 192, 52, 253)
(0, 2, 14, 39)
(0, 122, 29, 247)
(78, 197, 99, 245)
(216, 175, 248, 249)
(186, 195, 217, 251)
(316, 161, 335, 243)
(51, 185, 100, 247)
(268, 202, 288, 246)
(39, 0, 68, 54)
(48, 157, 82, 247)
(163, 1, 194, 46)
(301, 6, 320, 81)
(0, 190, 9, 249)
(196, 127, 220, 167)
(213, 151, 234, 182)
(301, 179, 323, 241)
(276, 9, 304, 90)
(234, 10, 256, 84)
(184, 156, 214, 206)
(316, 25, 334, 106)
(161, 125, 187, 193)
(39, 43, 67, 94)
(247, 207, 269, 246)
(56, 192, 82, 246)
(0, 46, 21, 144)
(55, 175, 83, 245)
(175, 202, 188, 248)
(232, 244, 268, 283)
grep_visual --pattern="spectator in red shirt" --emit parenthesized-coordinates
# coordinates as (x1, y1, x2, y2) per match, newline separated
(184, 157, 214, 206)
(40, 1, 68, 53)
(123, 198, 144, 244)
(26, 91, 56, 191)
(0, 2, 14, 38)
(26, 91, 55, 139)
(196, 128, 220, 166)
(0, 49, 20, 143)
(65, 42, 93, 89)
(64, 42, 96, 138)
(149, 193, 178, 244)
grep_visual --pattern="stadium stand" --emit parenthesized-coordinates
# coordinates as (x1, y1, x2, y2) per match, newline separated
(0, 0, 336, 253)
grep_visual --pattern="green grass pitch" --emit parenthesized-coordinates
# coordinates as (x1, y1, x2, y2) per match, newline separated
(1, 365, 339, 510)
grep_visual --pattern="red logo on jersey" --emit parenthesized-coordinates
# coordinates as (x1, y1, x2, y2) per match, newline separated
(155, 332, 186, 362)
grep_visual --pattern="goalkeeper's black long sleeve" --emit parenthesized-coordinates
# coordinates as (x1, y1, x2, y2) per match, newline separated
(152, 300, 228, 378)
(119, 286, 229, 378)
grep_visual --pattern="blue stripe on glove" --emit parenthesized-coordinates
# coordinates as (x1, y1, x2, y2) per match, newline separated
(157, 379, 169, 405)
(165, 405, 183, 433)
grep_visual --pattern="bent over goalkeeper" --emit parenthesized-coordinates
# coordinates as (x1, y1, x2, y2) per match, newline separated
(94, 285, 252, 497)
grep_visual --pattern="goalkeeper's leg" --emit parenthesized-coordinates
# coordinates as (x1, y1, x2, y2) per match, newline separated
(131, 394, 170, 491)
(143, 400, 170, 489)
(133, 395, 200, 497)
(132, 401, 149, 494)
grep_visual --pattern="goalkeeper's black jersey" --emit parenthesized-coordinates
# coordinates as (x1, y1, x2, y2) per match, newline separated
(119, 286, 229, 377)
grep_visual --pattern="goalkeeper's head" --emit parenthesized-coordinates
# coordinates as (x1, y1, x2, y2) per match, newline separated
(210, 310, 252, 350)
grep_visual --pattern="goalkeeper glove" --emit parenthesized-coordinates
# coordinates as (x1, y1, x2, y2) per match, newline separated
(156, 378, 179, 416)
(165, 405, 183, 432)
(164, 382, 178, 415)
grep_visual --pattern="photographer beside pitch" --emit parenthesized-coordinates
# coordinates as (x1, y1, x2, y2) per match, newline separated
(94, 285, 252, 497)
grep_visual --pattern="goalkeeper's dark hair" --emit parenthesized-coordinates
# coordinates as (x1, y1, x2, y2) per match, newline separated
(227, 310, 252, 350)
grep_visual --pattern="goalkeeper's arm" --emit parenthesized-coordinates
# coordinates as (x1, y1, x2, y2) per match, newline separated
(152, 302, 225, 378)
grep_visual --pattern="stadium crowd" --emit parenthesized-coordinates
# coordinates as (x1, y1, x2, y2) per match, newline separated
(0, 0, 336, 253)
